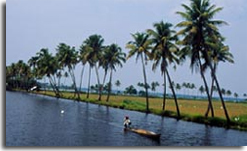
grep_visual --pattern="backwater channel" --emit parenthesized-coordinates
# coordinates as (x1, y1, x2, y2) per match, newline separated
(6, 91, 247, 146)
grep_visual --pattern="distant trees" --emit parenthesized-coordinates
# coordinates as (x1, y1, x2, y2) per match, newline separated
(151, 81, 160, 93)
(6, 60, 36, 91)
(199, 86, 205, 96)
(124, 85, 137, 95)
(234, 93, 239, 101)
(115, 80, 121, 94)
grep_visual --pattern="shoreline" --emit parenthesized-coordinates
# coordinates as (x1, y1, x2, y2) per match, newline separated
(8, 89, 247, 132)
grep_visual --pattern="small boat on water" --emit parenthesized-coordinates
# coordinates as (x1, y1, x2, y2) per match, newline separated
(124, 128, 161, 140)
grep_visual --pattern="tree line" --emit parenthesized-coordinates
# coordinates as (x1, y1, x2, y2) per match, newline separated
(7, 0, 244, 124)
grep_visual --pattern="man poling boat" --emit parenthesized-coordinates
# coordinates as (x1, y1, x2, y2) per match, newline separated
(123, 116, 131, 128)
(123, 116, 161, 140)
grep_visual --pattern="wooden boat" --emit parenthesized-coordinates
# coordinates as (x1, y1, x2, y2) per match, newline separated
(124, 128, 161, 139)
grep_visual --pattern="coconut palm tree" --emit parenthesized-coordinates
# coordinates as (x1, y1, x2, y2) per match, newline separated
(78, 46, 87, 94)
(56, 71, 62, 90)
(243, 93, 247, 98)
(151, 81, 160, 93)
(126, 32, 151, 112)
(234, 93, 238, 102)
(63, 71, 69, 88)
(80, 44, 93, 98)
(175, 83, 181, 94)
(176, 0, 231, 123)
(205, 41, 234, 116)
(147, 21, 180, 117)
(56, 43, 80, 99)
(102, 43, 126, 102)
(124, 85, 137, 95)
(28, 56, 39, 78)
(115, 80, 121, 94)
(81, 34, 104, 101)
(35, 48, 61, 97)
(226, 90, 232, 97)
(199, 85, 205, 96)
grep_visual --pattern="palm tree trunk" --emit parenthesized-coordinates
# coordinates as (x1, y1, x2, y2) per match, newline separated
(141, 53, 149, 112)
(95, 64, 102, 101)
(87, 66, 91, 98)
(208, 60, 230, 124)
(162, 63, 167, 111)
(73, 70, 80, 100)
(198, 58, 214, 117)
(166, 69, 180, 118)
(43, 76, 47, 94)
(102, 70, 108, 93)
(58, 75, 61, 90)
(106, 68, 113, 102)
(79, 65, 85, 94)
(48, 76, 60, 98)
(68, 68, 80, 100)
(205, 63, 217, 117)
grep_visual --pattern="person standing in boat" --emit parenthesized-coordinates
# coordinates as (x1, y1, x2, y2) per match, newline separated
(124, 116, 131, 128)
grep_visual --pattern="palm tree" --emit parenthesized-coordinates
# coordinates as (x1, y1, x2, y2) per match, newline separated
(234, 93, 238, 102)
(28, 56, 39, 79)
(115, 80, 121, 94)
(151, 81, 160, 93)
(176, 0, 231, 123)
(63, 71, 69, 88)
(126, 32, 151, 112)
(81, 34, 104, 101)
(79, 42, 93, 98)
(78, 46, 87, 94)
(226, 90, 232, 97)
(124, 85, 137, 95)
(102, 44, 126, 102)
(182, 82, 188, 95)
(35, 48, 61, 97)
(243, 93, 247, 98)
(175, 83, 181, 94)
(56, 43, 80, 99)
(199, 85, 205, 96)
(147, 21, 180, 117)
(190, 83, 196, 95)
(56, 71, 62, 90)
(205, 42, 234, 116)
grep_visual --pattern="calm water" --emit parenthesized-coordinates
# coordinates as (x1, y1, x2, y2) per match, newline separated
(6, 91, 247, 146)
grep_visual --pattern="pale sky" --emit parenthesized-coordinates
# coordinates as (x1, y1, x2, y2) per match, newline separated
(6, 0, 247, 97)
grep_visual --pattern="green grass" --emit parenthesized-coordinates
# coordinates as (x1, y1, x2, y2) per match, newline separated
(121, 99, 146, 111)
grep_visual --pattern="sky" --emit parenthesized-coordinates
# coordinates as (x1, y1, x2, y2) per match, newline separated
(6, 0, 247, 97)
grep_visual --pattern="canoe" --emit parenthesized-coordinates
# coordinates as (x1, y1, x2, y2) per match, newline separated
(124, 128, 161, 139)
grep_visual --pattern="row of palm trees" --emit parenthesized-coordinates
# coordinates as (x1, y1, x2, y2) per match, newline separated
(125, 0, 235, 123)
(6, 0, 236, 124)
(27, 35, 126, 102)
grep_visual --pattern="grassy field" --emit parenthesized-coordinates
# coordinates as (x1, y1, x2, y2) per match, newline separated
(35, 90, 247, 131)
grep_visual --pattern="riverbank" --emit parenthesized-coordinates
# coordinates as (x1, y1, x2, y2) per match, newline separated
(21, 90, 247, 131)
